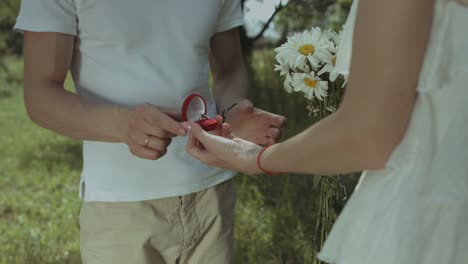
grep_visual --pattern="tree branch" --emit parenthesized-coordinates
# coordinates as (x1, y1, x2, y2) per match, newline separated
(252, 3, 286, 42)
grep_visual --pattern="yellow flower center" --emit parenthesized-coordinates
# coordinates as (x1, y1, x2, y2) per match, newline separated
(304, 78, 317, 89)
(299, 44, 315, 56)
(332, 56, 337, 66)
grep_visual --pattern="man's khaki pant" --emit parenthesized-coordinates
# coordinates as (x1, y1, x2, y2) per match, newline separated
(79, 179, 236, 264)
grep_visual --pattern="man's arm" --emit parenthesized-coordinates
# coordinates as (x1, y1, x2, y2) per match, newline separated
(24, 32, 127, 142)
(209, 28, 286, 145)
(23, 32, 186, 160)
(209, 28, 248, 112)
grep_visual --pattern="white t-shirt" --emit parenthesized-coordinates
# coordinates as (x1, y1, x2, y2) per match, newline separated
(15, 0, 244, 202)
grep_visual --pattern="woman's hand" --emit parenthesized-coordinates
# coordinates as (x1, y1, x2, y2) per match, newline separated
(184, 121, 263, 175)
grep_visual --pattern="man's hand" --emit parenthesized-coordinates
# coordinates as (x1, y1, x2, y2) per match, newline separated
(225, 100, 286, 145)
(123, 104, 187, 160)
(208, 29, 286, 145)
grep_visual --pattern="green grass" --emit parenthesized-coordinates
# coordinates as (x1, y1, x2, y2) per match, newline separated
(0, 71, 82, 263)
(0, 54, 351, 264)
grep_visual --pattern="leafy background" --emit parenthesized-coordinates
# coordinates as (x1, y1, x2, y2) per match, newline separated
(0, 1, 356, 263)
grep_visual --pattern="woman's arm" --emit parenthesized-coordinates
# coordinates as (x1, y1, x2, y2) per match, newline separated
(261, 0, 434, 175)
(185, 0, 434, 175)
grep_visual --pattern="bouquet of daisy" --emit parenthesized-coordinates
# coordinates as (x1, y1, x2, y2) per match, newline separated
(274, 27, 348, 263)
(274, 27, 346, 118)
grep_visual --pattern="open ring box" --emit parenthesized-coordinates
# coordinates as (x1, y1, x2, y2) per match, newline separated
(181, 94, 218, 131)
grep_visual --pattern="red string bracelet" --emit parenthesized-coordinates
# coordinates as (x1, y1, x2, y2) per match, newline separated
(256, 144, 282, 176)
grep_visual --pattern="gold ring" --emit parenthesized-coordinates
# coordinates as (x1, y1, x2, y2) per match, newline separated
(144, 135, 150, 148)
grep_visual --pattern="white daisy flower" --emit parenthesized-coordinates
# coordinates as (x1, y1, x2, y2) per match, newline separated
(317, 55, 340, 82)
(284, 73, 294, 93)
(291, 72, 328, 100)
(323, 40, 338, 55)
(320, 30, 339, 56)
(274, 27, 333, 70)
(325, 29, 341, 46)
(274, 57, 290, 76)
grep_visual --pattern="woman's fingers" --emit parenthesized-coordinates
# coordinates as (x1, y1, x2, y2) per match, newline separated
(185, 121, 231, 164)
(186, 121, 209, 144)
(186, 133, 218, 165)
(184, 121, 262, 174)
(186, 134, 206, 160)
(184, 122, 206, 157)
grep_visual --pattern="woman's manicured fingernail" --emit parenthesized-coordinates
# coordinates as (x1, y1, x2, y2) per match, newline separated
(181, 122, 192, 131)
(179, 129, 187, 136)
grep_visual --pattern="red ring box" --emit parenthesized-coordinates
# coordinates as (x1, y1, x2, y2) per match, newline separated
(181, 94, 218, 131)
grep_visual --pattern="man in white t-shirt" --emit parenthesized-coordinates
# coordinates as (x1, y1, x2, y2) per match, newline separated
(14, 0, 286, 263)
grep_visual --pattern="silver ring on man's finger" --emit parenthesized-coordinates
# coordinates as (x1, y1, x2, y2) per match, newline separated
(144, 135, 151, 148)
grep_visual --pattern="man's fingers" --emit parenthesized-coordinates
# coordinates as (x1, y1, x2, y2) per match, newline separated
(128, 126, 173, 147)
(265, 137, 276, 145)
(215, 115, 224, 124)
(128, 130, 149, 146)
(267, 127, 281, 139)
(144, 105, 186, 136)
(160, 107, 185, 122)
(214, 115, 224, 135)
(141, 121, 176, 138)
(271, 115, 287, 128)
(221, 123, 234, 139)
(252, 135, 271, 146)
(156, 113, 186, 136)
(128, 143, 165, 160)
(147, 137, 172, 151)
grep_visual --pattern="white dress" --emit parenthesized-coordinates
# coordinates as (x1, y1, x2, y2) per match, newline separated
(318, 0, 468, 263)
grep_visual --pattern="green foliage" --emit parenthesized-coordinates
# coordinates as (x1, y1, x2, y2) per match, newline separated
(0, 56, 22, 98)
(1, 0, 22, 96)
(0, 0, 22, 56)
(275, 0, 352, 34)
